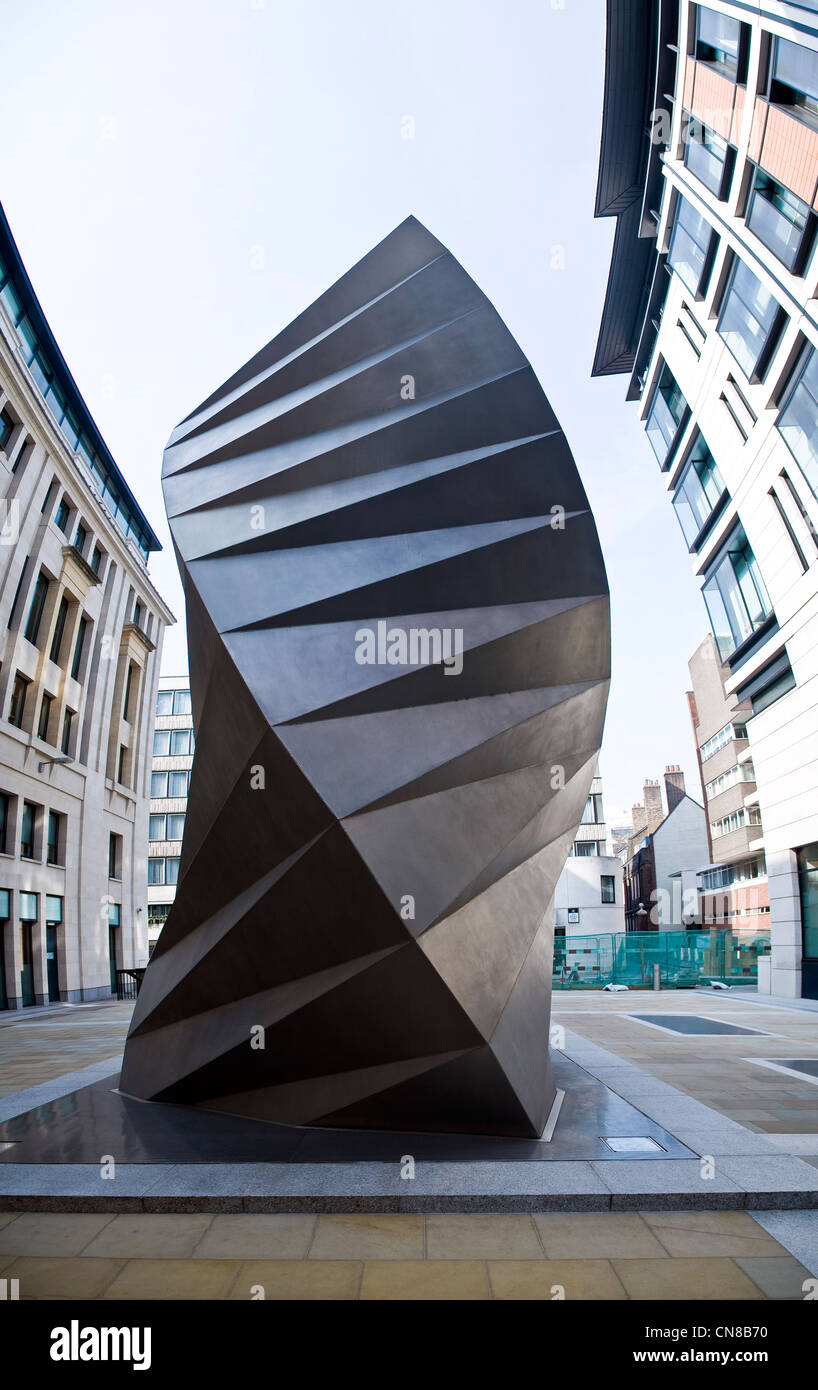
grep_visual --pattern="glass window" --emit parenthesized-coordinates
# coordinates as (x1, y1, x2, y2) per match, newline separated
(71, 616, 88, 681)
(9, 673, 29, 729)
(747, 170, 812, 272)
(165, 857, 180, 886)
(645, 363, 687, 465)
(21, 802, 35, 858)
(60, 708, 74, 756)
(168, 770, 188, 798)
(601, 875, 616, 905)
(153, 730, 171, 756)
(47, 811, 60, 865)
(24, 572, 49, 646)
(90, 546, 102, 575)
(672, 433, 726, 546)
(50, 595, 69, 665)
(37, 692, 53, 742)
(798, 843, 818, 960)
(0, 408, 13, 451)
(148, 858, 164, 886)
(108, 832, 120, 878)
(170, 729, 190, 755)
(684, 117, 731, 196)
(20, 891, 38, 921)
(718, 260, 781, 379)
(54, 497, 70, 533)
(151, 772, 168, 798)
(778, 343, 818, 497)
(108, 902, 120, 927)
(695, 5, 743, 80)
(156, 691, 173, 716)
(0, 792, 8, 855)
(770, 37, 818, 128)
(73, 522, 87, 555)
(173, 690, 192, 716)
(149, 814, 165, 841)
(166, 813, 185, 840)
(668, 197, 714, 293)
(702, 525, 772, 659)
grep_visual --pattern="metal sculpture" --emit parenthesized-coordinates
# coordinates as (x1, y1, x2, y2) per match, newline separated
(120, 217, 610, 1137)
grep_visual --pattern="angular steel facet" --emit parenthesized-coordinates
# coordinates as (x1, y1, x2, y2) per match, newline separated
(120, 218, 611, 1137)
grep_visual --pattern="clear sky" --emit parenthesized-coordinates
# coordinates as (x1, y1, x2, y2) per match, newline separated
(1, 0, 711, 825)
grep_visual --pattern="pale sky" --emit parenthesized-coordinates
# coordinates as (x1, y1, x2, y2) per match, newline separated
(1, 0, 711, 823)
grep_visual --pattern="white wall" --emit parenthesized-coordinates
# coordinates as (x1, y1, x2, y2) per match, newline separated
(555, 854, 625, 937)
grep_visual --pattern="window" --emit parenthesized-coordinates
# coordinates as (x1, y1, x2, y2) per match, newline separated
(71, 616, 88, 680)
(46, 810, 62, 866)
(581, 794, 604, 824)
(798, 844, 818, 962)
(117, 744, 128, 786)
(9, 672, 29, 728)
(167, 813, 185, 840)
(49, 595, 69, 665)
(20, 801, 35, 858)
(736, 649, 796, 715)
(54, 496, 70, 533)
(0, 791, 9, 854)
(173, 689, 192, 716)
(573, 840, 601, 857)
(684, 116, 732, 197)
(148, 858, 165, 886)
(90, 545, 102, 575)
(123, 662, 136, 721)
(170, 728, 192, 755)
(156, 690, 173, 716)
(108, 832, 122, 879)
(149, 814, 166, 841)
(703, 526, 772, 659)
(672, 433, 726, 546)
(601, 875, 616, 905)
(668, 196, 715, 295)
(694, 5, 747, 82)
(712, 806, 762, 838)
(133, 600, 143, 628)
(718, 260, 782, 380)
(37, 692, 53, 742)
(778, 343, 818, 496)
(153, 730, 171, 756)
(746, 170, 814, 272)
(60, 708, 74, 756)
(151, 771, 168, 798)
(73, 522, 87, 555)
(700, 722, 748, 761)
(0, 408, 13, 451)
(769, 37, 818, 129)
(24, 571, 49, 645)
(705, 762, 755, 799)
(645, 364, 688, 466)
(168, 770, 189, 798)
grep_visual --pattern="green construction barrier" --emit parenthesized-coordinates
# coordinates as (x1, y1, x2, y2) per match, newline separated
(552, 928, 770, 989)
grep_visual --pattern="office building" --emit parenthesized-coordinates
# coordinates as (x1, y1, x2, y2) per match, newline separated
(147, 674, 192, 951)
(594, 1, 818, 995)
(0, 201, 173, 1006)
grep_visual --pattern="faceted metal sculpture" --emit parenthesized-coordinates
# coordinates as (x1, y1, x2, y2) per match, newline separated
(120, 217, 610, 1137)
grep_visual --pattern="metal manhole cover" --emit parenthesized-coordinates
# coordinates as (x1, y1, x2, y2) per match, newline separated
(600, 1136, 665, 1154)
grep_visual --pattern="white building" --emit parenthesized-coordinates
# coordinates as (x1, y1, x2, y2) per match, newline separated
(0, 201, 173, 1007)
(594, 0, 818, 997)
(147, 675, 193, 951)
(555, 770, 625, 937)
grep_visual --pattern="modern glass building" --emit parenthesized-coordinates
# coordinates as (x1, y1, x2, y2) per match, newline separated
(0, 200, 174, 1007)
(594, 1, 818, 998)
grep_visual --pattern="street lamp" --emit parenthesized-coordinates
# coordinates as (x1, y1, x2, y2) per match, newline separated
(37, 755, 73, 775)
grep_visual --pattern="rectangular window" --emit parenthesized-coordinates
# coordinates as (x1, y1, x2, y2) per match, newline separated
(173, 690, 192, 716)
(695, 5, 746, 82)
(37, 692, 53, 742)
(601, 875, 616, 905)
(123, 662, 135, 721)
(71, 616, 88, 681)
(9, 672, 29, 728)
(73, 522, 87, 555)
(573, 841, 599, 857)
(148, 858, 165, 886)
(718, 260, 782, 380)
(700, 722, 748, 761)
(108, 832, 121, 879)
(770, 37, 818, 129)
(170, 728, 191, 755)
(155, 690, 173, 716)
(0, 407, 13, 450)
(702, 525, 772, 659)
(798, 843, 818, 961)
(0, 791, 9, 854)
(90, 545, 102, 575)
(672, 432, 727, 547)
(54, 496, 70, 533)
(684, 116, 732, 197)
(668, 196, 715, 295)
(778, 343, 818, 497)
(153, 730, 171, 756)
(168, 770, 188, 798)
(60, 708, 74, 756)
(151, 771, 168, 798)
(645, 363, 688, 466)
(165, 857, 180, 886)
(49, 595, 69, 665)
(46, 810, 61, 866)
(166, 813, 185, 840)
(746, 169, 813, 272)
(21, 801, 35, 858)
(149, 814, 166, 841)
(24, 572, 49, 646)
(117, 744, 127, 786)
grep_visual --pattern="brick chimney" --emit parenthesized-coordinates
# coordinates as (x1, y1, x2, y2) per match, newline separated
(631, 802, 647, 836)
(644, 778, 664, 831)
(665, 764, 685, 814)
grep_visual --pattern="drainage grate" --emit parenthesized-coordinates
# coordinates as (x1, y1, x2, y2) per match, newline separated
(628, 1014, 770, 1037)
(600, 1136, 665, 1154)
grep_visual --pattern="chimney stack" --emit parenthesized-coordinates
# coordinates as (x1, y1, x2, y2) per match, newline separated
(631, 802, 647, 836)
(644, 778, 664, 831)
(664, 764, 685, 814)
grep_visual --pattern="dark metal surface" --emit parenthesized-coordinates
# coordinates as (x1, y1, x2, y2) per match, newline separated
(120, 217, 610, 1137)
(0, 1056, 692, 1163)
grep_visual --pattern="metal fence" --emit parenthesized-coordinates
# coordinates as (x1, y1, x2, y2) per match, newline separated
(553, 928, 770, 989)
(115, 968, 146, 1001)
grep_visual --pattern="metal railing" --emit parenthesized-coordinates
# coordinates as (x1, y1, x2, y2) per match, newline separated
(553, 928, 770, 989)
(115, 968, 146, 1001)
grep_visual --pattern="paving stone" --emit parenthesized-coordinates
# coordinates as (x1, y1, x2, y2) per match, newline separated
(425, 1214, 543, 1260)
(612, 1257, 763, 1300)
(716, 1156, 818, 1195)
(533, 1212, 667, 1259)
(750, 1210, 818, 1276)
(592, 1159, 743, 1208)
(81, 1214, 214, 1259)
(310, 1214, 424, 1260)
(4, 1256, 124, 1299)
(102, 1258, 242, 1300)
(0, 1212, 114, 1257)
(735, 1256, 815, 1300)
(193, 1214, 316, 1260)
(642, 1211, 786, 1258)
(360, 1260, 489, 1300)
(488, 1259, 627, 1300)
(228, 1260, 361, 1300)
